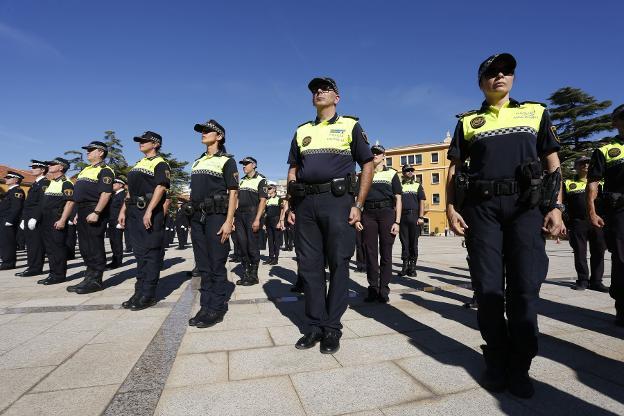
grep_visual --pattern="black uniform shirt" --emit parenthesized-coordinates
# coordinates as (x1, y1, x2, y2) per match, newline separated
(588, 136, 624, 193)
(0, 185, 25, 224)
(42, 176, 74, 214)
(190, 151, 238, 202)
(265, 196, 282, 217)
(22, 177, 50, 221)
(73, 162, 114, 203)
(175, 208, 190, 227)
(108, 189, 126, 225)
(365, 167, 402, 202)
(401, 178, 426, 211)
(128, 155, 171, 207)
(288, 114, 373, 184)
(562, 177, 589, 220)
(238, 172, 268, 209)
(448, 100, 560, 180)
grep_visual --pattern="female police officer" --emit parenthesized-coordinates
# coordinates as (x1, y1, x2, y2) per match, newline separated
(357, 144, 401, 303)
(446, 53, 563, 398)
(118, 131, 170, 311)
(188, 119, 238, 328)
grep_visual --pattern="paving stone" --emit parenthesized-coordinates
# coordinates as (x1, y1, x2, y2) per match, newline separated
(332, 333, 426, 366)
(46, 309, 126, 332)
(3, 384, 119, 416)
(155, 376, 305, 415)
(179, 327, 273, 354)
(0, 321, 60, 351)
(0, 314, 22, 325)
(10, 311, 75, 324)
(291, 361, 432, 416)
(0, 366, 55, 411)
(229, 344, 340, 380)
(186, 313, 294, 332)
(89, 315, 163, 344)
(165, 352, 228, 387)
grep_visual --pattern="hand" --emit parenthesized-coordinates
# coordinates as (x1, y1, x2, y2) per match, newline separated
(348, 207, 361, 225)
(86, 213, 99, 224)
(390, 222, 400, 235)
(417, 218, 424, 226)
(288, 211, 296, 225)
(19, 220, 25, 230)
(4, 222, 12, 226)
(589, 213, 605, 228)
(559, 222, 567, 237)
(252, 219, 260, 233)
(53, 220, 65, 230)
(447, 207, 468, 236)
(143, 210, 152, 229)
(118, 212, 126, 229)
(355, 221, 364, 231)
(277, 220, 284, 230)
(116, 223, 123, 230)
(542, 208, 564, 237)
(73, 214, 78, 224)
(217, 220, 234, 244)
(27, 218, 37, 230)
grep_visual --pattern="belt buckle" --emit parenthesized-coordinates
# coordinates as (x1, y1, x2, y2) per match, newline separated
(136, 197, 146, 209)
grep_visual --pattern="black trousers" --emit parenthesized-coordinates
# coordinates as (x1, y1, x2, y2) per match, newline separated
(108, 224, 124, 265)
(24, 225, 46, 272)
(231, 228, 242, 257)
(284, 226, 294, 250)
(77, 206, 108, 274)
(295, 192, 355, 333)
(399, 211, 421, 261)
(266, 216, 282, 259)
(41, 215, 68, 278)
(66, 223, 77, 258)
(176, 226, 188, 248)
(127, 206, 164, 298)
(567, 218, 606, 284)
(235, 210, 260, 264)
(0, 223, 17, 265)
(191, 212, 230, 313)
(361, 207, 396, 297)
(604, 208, 624, 312)
(463, 195, 548, 370)
(355, 229, 365, 268)
(124, 228, 133, 251)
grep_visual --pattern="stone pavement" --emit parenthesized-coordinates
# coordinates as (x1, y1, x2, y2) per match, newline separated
(0, 237, 623, 415)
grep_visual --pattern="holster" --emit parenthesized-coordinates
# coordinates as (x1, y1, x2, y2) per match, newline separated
(453, 173, 469, 210)
(517, 160, 543, 209)
(182, 202, 194, 216)
(330, 178, 347, 197)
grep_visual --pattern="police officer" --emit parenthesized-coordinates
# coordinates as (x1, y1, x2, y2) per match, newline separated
(0, 171, 25, 270)
(118, 131, 170, 310)
(587, 104, 624, 327)
(66, 205, 77, 260)
(106, 177, 127, 270)
(235, 156, 268, 285)
(446, 53, 563, 398)
(398, 164, 426, 277)
(16, 161, 50, 276)
(564, 156, 607, 291)
(286, 77, 374, 353)
(67, 141, 114, 294)
(37, 158, 75, 285)
(188, 119, 238, 328)
(357, 144, 402, 303)
(175, 201, 190, 249)
(264, 185, 283, 265)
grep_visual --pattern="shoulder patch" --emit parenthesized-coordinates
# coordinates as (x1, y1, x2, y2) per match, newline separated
(455, 110, 478, 119)
(64, 189, 74, 197)
(103, 177, 112, 185)
(520, 101, 547, 107)
(297, 120, 313, 128)
(342, 115, 359, 121)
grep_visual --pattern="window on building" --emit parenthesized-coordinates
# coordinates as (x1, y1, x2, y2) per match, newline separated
(408, 155, 415, 165)
(431, 173, 440, 184)
(431, 152, 439, 163)
(400, 155, 407, 166)
(386, 157, 392, 167)
(432, 193, 440, 204)
(415, 174, 423, 183)
(414, 154, 422, 165)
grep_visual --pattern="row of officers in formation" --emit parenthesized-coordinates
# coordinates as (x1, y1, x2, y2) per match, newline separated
(0, 53, 623, 400)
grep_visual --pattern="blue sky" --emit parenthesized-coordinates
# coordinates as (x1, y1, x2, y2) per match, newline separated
(1, 0, 622, 181)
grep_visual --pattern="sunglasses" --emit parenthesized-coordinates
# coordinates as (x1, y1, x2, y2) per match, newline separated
(138, 139, 153, 144)
(483, 68, 514, 79)
(313, 85, 335, 94)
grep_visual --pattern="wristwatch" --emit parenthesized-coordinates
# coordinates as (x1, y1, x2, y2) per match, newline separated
(354, 202, 364, 211)
(553, 203, 566, 213)
(93, 210, 101, 216)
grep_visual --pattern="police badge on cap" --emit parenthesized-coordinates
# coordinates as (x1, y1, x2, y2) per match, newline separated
(4, 171, 24, 181)
(30, 159, 48, 169)
(477, 53, 517, 83)
(194, 119, 226, 142)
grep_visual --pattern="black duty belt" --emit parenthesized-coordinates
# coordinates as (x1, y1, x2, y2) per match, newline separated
(127, 194, 153, 209)
(471, 179, 519, 197)
(401, 209, 419, 214)
(364, 199, 394, 210)
(304, 182, 332, 195)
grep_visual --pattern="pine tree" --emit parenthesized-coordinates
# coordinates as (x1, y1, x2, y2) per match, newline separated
(103, 130, 129, 177)
(160, 151, 190, 212)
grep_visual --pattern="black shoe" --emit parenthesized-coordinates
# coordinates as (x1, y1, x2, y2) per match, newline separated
(240, 277, 259, 286)
(106, 262, 121, 270)
(481, 368, 508, 392)
(130, 296, 157, 311)
(589, 282, 609, 292)
(295, 332, 323, 350)
(320, 331, 341, 354)
(407, 258, 417, 277)
(37, 275, 51, 284)
(364, 287, 378, 303)
(270, 257, 278, 265)
(398, 260, 409, 276)
(508, 371, 535, 398)
(262, 259, 272, 265)
(124, 248, 133, 253)
(176, 246, 185, 250)
(15, 269, 43, 277)
(378, 294, 389, 303)
(355, 266, 366, 273)
(42, 275, 66, 285)
(74, 272, 104, 294)
(0, 263, 16, 270)
(572, 281, 589, 291)
(122, 294, 139, 309)
(189, 309, 207, 326)
(195, 311, 225, 328)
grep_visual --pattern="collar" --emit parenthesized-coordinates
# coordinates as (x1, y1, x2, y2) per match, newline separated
(52, 175, 65, 182)
(201, 150, 225, 159)
(90, 161, 105, 168)
(36, 175, 45, 182)
(402, 177, 415, 184)
(480, 98, 520, 113)
(313, 113, 339, 125)
(146, 154, 160, 161)
(244, 171, 259, 179)
(8, 184, 17, 190)
(115, 189, 124, 195)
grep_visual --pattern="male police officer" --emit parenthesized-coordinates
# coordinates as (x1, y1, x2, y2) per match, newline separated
(16, 161, 50, 277)
(564, 156, 607, 291)
(0, 172, 25, 270)
(398, 164, 426, 277)
(235, 156, 267, 286)
(587, 104, 624, 326)
(67, 141, 114, 294)
(107, 177, 127, 270)
(286, 77, 373, 353)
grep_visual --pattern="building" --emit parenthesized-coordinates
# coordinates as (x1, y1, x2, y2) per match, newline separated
(0, 165, 37, 195)
(384, 133, 452, 235)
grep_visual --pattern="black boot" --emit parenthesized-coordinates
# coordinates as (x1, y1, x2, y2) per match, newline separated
(508, 355, 534, 398)
(407, 257, 417, 277)
(236, 261, 249, 285)
(364, 287, 378, 303)
(42, 275, 66, 285)
(571, 280, 588, 291)
(480, 345, 508, 392)
(589, 281, 609, 292)
(122, 294, 139, 309)
(241, 263, 259, 286)
(398, 260, 409, 276)
(67, 270, 93, 292)
(74, 271, 104, 294)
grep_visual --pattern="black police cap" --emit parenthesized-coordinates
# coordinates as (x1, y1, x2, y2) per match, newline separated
(574, 156, 591, 165)
(402, 164, 415, 173)
(5, 171, 24, 180)
(30, 159, 48, 169)
(81, 140, 108, 152)
(239, 156, 257, 165)
(478, 53, 516, 83)
(308, 77, 339, 94)
(133, 131, 163, 145)
(371, 144, 386, 155)
(113, 177, 127, 185)
(46, 157, 70, 169)
(194, 119, 226, 142)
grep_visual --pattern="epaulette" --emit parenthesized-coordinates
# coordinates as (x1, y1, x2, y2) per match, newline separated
(520, 101, 547, 107)
(297, 120, 313, 128)
(455, 110, 478, 119)
(342, 115, 359, 121)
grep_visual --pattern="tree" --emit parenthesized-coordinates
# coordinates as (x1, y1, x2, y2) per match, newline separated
(548, 87, 614, 177)
(160, 151, 190, 212)
(103, 130, 129, 177)
(63, 150, 88, 174)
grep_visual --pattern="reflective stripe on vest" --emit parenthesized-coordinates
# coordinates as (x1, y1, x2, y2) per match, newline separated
(45, 176, 72, 196)
(131, 156, 168, 176)
(77, 163, 113, 183)
(240, 175, 264, 193)
(401, 180, 421, 194)
(192, 153, 230, 177)
(372, 168, 397, 185)
(296, 116, 358, 156)
(461, 102, 545, 143)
